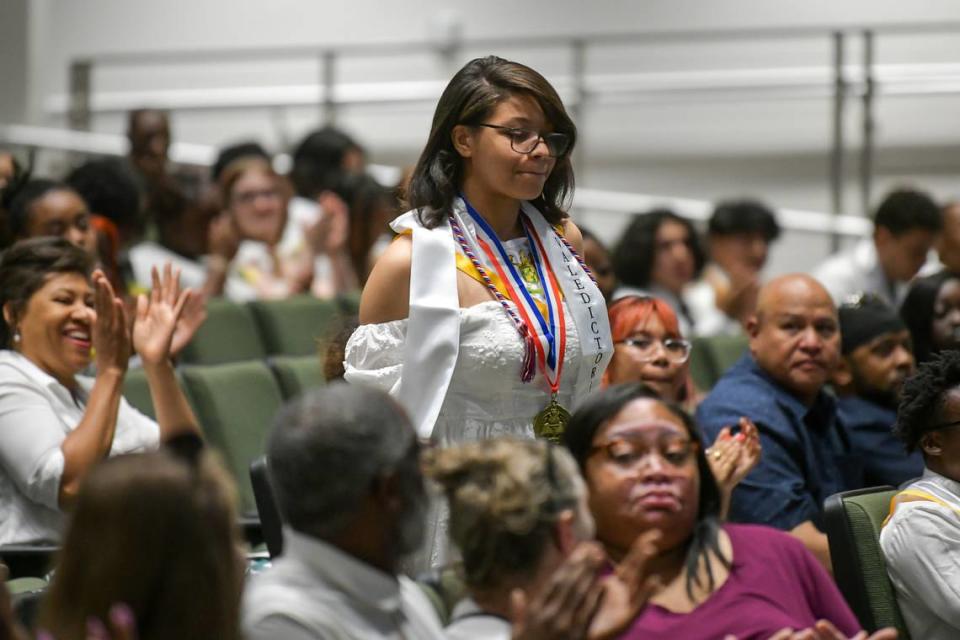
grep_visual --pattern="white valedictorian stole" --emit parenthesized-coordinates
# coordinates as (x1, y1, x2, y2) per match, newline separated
(391, 196, 611, 440)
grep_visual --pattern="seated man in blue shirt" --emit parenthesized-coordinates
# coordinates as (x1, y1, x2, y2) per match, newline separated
(832, 294, 923, 487)
(697, 274, 861, 571)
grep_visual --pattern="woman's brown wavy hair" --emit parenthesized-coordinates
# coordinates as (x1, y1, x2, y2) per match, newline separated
(406, 55, 577, 228)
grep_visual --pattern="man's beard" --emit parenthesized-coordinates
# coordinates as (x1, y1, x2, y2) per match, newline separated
(393, 473, 428, 559)
(857, 385, 900, 411)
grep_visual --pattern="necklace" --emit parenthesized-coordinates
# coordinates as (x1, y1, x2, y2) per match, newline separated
(450, 198, 587, 442)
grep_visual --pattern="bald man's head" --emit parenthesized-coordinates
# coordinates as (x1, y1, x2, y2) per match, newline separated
(748, 274, 840, 404)
(127, 109, 170, 179)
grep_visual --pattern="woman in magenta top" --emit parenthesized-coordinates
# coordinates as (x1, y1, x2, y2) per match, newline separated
(564, 383, 890, 640)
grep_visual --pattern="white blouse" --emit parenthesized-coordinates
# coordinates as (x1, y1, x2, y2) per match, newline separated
(243, 528, 446, 640)
(344, 300, 585, 446)
(345, 300, 587, 568)
(0, 351, 160, 545)
(880, 468, 960, 640)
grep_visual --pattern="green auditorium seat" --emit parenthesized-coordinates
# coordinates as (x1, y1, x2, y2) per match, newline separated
(181, 361, 283, 516)
(248, 296, 341, 357)
(122, 367, 155, 419)
(823, 487, 911, 638)
(269, 355, 326, 400)
(688, 337, 719, 391)
(703, 334, 748, 379)
(177, 298, 266, 365)
(336, 290, 362, 316)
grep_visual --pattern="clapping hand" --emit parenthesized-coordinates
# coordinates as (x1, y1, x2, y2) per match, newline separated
(92, 269, 132, 375)
(207, 212, 241, 263)
(510, 543, 607, 640)
(306, 191, 350, 256)
(132, 264, 192, 367)
(35, 603, 139, 640)
(80, 604, 139, 640)
(762, 620, 897, 640)
(707, 417, 762, 491)
(587, 529, 661, 640)
(511, 531, 661, 640)
(168, 289, 207, 359)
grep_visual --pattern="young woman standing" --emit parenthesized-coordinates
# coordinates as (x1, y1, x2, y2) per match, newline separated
(346, 56, 611, 565)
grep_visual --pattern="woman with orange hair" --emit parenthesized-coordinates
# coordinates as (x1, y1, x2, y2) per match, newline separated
(604, 295, 761, 514)
(604, 295, 697, 407)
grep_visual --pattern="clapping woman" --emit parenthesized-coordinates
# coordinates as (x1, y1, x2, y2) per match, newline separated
(0, 237, 200, 545)
(564, 384, 893, 640)
(604, 295, 760, 516)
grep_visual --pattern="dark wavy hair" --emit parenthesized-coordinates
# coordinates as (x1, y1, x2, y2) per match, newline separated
(66, 158, 142, 235)
(291, 127, 362, 199)
(5, 178, 84, 240)
(613, 209, 705, 289)
(0, 237, 93, 348)
(874, 188, 941, 235)
(901, 270, 960, 364)
(406, 55, 576, 228)
(708, 199, 781, 242)
(564, 382, 728, 600)
(895, 350, 960, 453)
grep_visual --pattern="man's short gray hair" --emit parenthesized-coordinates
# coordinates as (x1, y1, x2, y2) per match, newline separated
(266, 383, 416, 539)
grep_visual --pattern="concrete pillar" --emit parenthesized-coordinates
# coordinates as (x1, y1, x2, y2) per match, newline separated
(0, 0, 30, 125)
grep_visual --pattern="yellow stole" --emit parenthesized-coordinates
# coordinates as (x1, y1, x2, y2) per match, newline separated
(883, 488, 960, 528)
(396, 225, 568, 318)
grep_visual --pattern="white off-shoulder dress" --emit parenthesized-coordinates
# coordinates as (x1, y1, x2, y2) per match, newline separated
(344, 299, 585, 566)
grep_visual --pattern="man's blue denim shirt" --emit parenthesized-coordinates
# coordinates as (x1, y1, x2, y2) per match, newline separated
(836, 394, 922, 488)
(696, 354, 862, 531)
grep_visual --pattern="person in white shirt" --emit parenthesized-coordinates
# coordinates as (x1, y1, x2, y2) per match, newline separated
(919, 199, 960, 278)
(212, 157, 358, 301)
(935, 201, 960, 273)
(242, 384, 445, 640)
(690, 199, 782, 337)
(0, 238, 201, 545)
(813, 188, 941, 308)
(288, 127, 367, 298)
(880, 350, 960, 640)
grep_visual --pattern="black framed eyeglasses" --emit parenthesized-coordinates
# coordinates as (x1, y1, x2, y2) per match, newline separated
(474, 124, 571, 158)
(615, 336, 692, 363)
(588, 436, 698, 469)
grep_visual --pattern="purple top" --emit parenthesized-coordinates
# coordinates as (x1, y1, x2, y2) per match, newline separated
(620, 524, 859, 640)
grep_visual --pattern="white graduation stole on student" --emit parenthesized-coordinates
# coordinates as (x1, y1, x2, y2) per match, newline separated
(391, 197, 611, 440)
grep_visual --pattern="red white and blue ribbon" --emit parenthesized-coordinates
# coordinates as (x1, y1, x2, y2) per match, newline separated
(456, 196, 567, 391)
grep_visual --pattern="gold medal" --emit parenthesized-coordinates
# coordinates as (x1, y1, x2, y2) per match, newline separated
(533, 394, 570, 443)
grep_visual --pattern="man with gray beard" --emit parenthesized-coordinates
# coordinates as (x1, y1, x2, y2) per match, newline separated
(243, 384, 444, 640)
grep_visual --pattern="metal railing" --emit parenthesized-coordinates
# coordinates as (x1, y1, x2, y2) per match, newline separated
(0, 123, 871, 241)
(54, 21, 960, 242)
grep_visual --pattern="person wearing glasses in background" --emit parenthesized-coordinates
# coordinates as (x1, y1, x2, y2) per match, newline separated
(881, 350, 960, 640)
(347, 56, 612, 569)
(697, 274, 863, 571)
(605, 295, 761, 518)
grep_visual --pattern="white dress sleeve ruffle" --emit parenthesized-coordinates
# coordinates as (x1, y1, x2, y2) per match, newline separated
(343, 319, 407, 395)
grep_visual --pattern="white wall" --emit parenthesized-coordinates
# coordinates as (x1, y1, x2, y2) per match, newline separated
(11, 0, 960, 273)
